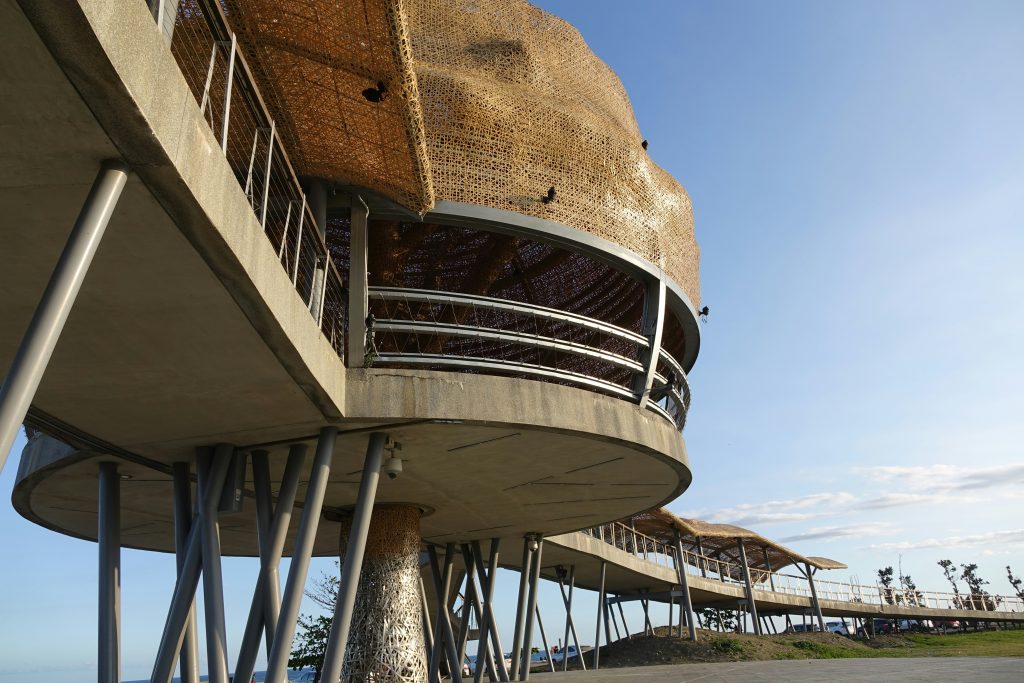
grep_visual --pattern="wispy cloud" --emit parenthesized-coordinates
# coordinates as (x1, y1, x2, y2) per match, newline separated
(861, 463, 1024, 494)
(683, 463, 1021, 529)
(780, 522, 895, 543)
(866, 528, 1024, 552)
(683, 492, 857, 526)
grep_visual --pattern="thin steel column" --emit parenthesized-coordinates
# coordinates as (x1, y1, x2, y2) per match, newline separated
(695, 537, 708, 578)
(736, 539, 761, 636)
(320, 433, 387, 683)
(556, 565, 584, 672)
(473, 540, 510, 683)
(520, 538, 543, 681)
(348, 199, 369, 366)
(460, 544, 497, 682)
(420, 577, 435, 668)
(150, 452, 231, 683)
(98, 463, 121, 683)
(171, 463, 199, 683)
(265, 427, 338, 683)
(667, 592, 674, 638)
(805, 563, 827, 633)
(0, 161, 128, 473)
(641, 596, 653, 634)
(232, 445, 306, 683)
(763, 547, 776, 592)
(593, 561, 607, 669)
(428, 544, 464, 683)
(616, 601, 631, 640)
(674, 536, 697, 641)
(609, 598, 622, 641)
(509, 538, 532, 679)
(197, 446, 234, 683)
(535, 606, 555, 674)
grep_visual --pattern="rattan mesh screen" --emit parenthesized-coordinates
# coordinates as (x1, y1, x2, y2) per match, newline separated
(213, 0, 700, 307)
(406, 0, 701, 307)
(221, 0, 434, 213)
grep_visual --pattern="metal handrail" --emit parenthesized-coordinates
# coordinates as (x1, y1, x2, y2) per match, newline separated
(157, 0, 346, 358)
(369, 286, 649, 346)
(583, 522, 1024, 614)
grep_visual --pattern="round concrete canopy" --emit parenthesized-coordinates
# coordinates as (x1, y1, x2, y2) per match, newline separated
(15, 375, 691, 556)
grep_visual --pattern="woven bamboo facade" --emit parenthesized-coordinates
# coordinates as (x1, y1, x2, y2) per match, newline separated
(214, 0, 701, 307)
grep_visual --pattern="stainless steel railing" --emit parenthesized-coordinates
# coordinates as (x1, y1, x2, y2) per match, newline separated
(155, 0, 346, 358)
(584, 521, 1024, 614)
(367, 286, 690, 429)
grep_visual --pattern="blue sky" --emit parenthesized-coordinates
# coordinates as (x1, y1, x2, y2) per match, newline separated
(2, 1, 1023, 681)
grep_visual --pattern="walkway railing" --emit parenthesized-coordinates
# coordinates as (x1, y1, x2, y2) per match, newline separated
(584, 521, 1024, 614)
(156, 0, 347, 357)
(368, 286, 690, 429)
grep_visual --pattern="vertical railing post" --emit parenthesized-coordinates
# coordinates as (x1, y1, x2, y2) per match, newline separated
(0, 161, 127, 473)
(220, 33, 237, 153)
(348, 197, 369, 367)
(633, 275, 666, 407)
(260, 121, 275, 229)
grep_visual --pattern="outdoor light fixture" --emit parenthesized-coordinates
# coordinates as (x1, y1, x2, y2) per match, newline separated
(382, 457, 403, 480)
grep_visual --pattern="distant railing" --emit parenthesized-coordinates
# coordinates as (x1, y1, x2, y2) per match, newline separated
(583, 522, 1024, 614)
(367, 287, 689, 429)
(155, 0, 346, 357)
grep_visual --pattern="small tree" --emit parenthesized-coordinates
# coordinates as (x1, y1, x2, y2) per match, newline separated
(938, 559, 961, 606)
(700, 608, 736, 632)
(878, 566, 896, 605)
(961, 563, 1000, 613)
(289, 563, 340, 682)
(900, 574, 925, 607)
(1008, 566, 1024, 601)
(289, 614, 333, 683)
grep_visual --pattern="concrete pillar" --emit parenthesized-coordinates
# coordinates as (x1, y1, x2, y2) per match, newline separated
(337, 505, 427, 681)
(0, 160, 128, 474)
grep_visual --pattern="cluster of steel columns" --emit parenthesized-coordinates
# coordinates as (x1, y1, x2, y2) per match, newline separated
(89, 430, 391, 683)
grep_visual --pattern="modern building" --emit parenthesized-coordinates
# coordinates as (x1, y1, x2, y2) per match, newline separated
(0, 1, 701, 682)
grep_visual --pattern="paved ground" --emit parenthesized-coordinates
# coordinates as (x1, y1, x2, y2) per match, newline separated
(527, 657, 1024, 681)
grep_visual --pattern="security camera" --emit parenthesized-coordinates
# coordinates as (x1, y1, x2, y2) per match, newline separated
(383, 457, 403, 480)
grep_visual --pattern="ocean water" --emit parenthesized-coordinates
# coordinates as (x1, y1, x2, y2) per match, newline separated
(125, 670, 314, 683)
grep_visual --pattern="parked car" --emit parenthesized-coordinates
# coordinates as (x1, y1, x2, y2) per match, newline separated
(857, 618, 895, 636)
(789, 623, 822, 633)
(825, 620, 851, 636)
(464, 653, 514, 676)
(551, 645, 586, 663)
(898, 619, 932, 633)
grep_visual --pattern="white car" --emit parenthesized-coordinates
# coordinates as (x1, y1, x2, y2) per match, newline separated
(825, 620, 851, 636)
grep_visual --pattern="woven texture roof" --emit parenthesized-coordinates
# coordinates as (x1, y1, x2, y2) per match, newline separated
(219, 0, 701, 307)
(626, 508, 846, 572)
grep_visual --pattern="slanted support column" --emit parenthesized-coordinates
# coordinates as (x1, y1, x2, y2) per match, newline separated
(232, 446, 307, 683)
(98, 463, 121, 683)
(150, 452, 231, 683)
(0, 160, 128, 474)
(197, 446, 235, 683)
(556, 565, 584, 672)
(473, 539, 510, 683)
(633, 275, 666, 408)
(347, 199, 369, 367)
(673, 534, 697, 642)
(320, 433, 389, 683)
(171, 463, 199, 683)
(593, 561, 607, 669)
(736, 539, 762, 636)
(427, 544, 463, 683)
(805, 563, 827, 633)
(335, 505, 426, 681)
(266, 427, 338, 683)
(520, 536, 543, 681)
(509, 537, 534, 679)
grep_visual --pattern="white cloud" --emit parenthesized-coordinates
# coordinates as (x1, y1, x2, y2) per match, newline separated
(683, 492, 857, 526)
(866, 528, 1024, 552)
(861, 463, 1024, 495)
(780, 522, 895, 543)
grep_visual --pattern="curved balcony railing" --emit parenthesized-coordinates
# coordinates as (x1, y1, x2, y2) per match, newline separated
(584, 521, 1024, 614)
(367, 286, 690, 429)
